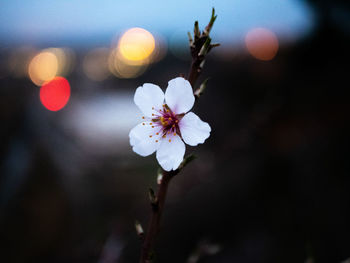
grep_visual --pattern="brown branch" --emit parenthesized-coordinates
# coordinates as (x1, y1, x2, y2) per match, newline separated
(139, 8, 218, 263)
(139, 170, 177, 263)
(139, 155, 196, 262)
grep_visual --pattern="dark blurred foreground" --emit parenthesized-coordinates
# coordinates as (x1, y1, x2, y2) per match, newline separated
(1, 3, 350, 263)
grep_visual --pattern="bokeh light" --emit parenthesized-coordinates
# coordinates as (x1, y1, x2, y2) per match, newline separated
(39, 77, 70, 111)
(118, 27, 155, 63)
(83, 48, 111, 81)
(106, 28, 166, 78)
(28, 51, 58, 86)
(245, 28, 279, 61)
(28, 48, 75, 86)
(49, 47, 76, 76)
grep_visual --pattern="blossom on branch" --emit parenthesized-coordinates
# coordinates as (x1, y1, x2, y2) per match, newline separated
(129, 77, 211, 171)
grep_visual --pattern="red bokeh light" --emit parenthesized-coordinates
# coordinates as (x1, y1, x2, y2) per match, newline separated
(40, 77, 71, 111)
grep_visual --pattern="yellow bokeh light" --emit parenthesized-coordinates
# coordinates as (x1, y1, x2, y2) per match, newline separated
(245, 28, 279, 61)
(28, 48, 75, 86)
(28, 51, 58, 86)
(118, 27, 155, 62)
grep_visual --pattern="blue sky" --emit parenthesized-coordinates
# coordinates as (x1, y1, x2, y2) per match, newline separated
(0, 0, 315, 46)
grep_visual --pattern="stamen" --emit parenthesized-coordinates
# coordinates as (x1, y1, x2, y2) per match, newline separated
(169, 139, 171, 142)
(175, 120, 179, 123)
(142, 116, 145, 119)
(156, 132, 159, 135)
(142, 123, 145, 125)
(172, 124, 175, 128)
(155, 140, 158, 142)
(150, 122, 152, 125)
(149, 135, 152, 138)
(152, 107, 154, 110)
(168, 117, 172, 120)
(152, 126, 154, 128)
(173, 133, 176, 136)
(162, 135, 166, 138)
(152, 114, 155, 116)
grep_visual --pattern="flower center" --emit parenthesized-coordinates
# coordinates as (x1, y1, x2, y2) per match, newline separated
(152, 104, 181, 135)
(142, 104, 184, 143)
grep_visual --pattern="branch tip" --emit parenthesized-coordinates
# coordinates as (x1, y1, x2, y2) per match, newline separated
(135, 220, 144, 237)
(157, 168, 163, 185)
(194, 21, 200, 38)
(195, 78, 209, 98)
(148, 188, 157, 205)
(187, 31, 194, 46)
(198, 37, 212, 57)
(204, 7, 217, 36)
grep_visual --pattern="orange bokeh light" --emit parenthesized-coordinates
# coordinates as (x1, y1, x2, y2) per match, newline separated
(40, 77, 70, 111)
(28, 51, 58, 86)
(245, 28, 279, 61)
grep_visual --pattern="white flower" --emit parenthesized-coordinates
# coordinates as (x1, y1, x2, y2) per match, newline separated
(129, 77, 211, 171)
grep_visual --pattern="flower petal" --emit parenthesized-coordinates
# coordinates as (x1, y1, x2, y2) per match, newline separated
(165, 77, 194, 114)
(129, 122, 162, 156)
(134, 83, 164, 117)
(179, 112, 211, 146)
(156, 134, 185, 171)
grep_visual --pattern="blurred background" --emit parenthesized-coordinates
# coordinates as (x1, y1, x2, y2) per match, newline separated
(1, 0, 350, 262)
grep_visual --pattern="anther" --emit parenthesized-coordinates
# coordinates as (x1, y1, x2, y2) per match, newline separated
(149, 135, 152, 138)
(175, 120, 179, 123)
(142, 123, 145, 125)
(168, 117, 172, 120)
(152, 107, 154, 110)
(152, 126, 154, 128)
(173, 133, 176, 136)
(155, 140, 158, 142)
(162, 135, 166, 138)
(152, 114, 155, 116)
(142, 116, 145, 119)
(156, 132, 159, 135)
(172, 124, 175, 128)
(169, 139, 171, 142)
(150, 122, 152, 125)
